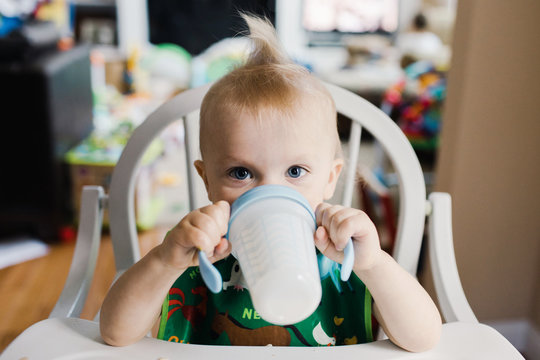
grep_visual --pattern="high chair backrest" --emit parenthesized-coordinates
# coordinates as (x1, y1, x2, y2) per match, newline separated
(107, 82, 426, 277)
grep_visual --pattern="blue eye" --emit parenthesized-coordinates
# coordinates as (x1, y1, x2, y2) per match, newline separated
(287, 166, 306, 178)
(229, 167, 252, 180)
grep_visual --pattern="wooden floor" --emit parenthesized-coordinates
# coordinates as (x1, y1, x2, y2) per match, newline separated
(0, 227, 168, 353)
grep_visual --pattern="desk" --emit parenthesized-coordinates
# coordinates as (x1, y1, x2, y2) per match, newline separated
(1, 318, 524, 359)
(316, 61, 406, 95)
(299, 46, 407, 99)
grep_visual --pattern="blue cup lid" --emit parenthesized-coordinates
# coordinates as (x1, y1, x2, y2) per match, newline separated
(227, 185, 316, 239)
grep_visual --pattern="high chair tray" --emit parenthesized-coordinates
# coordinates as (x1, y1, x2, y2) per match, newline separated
(1, 318, 523, 359)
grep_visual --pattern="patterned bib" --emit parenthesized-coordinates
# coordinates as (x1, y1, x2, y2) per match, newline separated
(158, 253, 372, 346)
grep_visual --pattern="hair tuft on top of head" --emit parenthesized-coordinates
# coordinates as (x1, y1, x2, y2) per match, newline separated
(240, 13, 292, 67)
(199, 13, 339, 158)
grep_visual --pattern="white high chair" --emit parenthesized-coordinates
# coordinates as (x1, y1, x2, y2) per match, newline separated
(49, 81, 476, 323)
(1, 83, 525, 359)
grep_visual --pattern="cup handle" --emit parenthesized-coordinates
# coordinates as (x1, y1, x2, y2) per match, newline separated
(341, 238, 354, 281)
(198, 251, 223, 293)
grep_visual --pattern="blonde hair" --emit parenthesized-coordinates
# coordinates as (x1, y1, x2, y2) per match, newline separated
(199, 14, 339, 156)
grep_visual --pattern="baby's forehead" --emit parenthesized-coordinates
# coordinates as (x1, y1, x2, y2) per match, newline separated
(199, 80, 338, 155)
(199, 107, 337, 162)
(212, 101, 334, 133)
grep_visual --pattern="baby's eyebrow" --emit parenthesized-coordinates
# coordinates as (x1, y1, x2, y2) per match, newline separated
(217, 156, 256, 169)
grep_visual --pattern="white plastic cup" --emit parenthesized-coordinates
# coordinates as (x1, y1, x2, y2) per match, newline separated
(226, 185, 322, 325)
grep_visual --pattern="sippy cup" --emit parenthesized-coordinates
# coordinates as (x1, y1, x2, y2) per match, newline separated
(198, 185, 354, 325)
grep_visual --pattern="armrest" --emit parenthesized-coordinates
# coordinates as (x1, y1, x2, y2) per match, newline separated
(427, 192, 478, 323)
(49, 186, 107, 319)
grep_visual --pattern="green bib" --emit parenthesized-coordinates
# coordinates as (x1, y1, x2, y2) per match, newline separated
(158, 253, 372, 346)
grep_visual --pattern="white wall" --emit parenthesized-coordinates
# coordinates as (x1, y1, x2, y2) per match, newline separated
(115, 0, 149, 55)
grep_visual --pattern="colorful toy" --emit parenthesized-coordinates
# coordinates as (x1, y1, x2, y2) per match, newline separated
(382, 60, 446, 151)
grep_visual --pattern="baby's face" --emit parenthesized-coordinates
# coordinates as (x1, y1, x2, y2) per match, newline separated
(196, 108, 343, 210)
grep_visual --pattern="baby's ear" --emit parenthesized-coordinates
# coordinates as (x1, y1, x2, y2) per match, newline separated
(194, 160, 210, 192)
(323, 158, 344, 200)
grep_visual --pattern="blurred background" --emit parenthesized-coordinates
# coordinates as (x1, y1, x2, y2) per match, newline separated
(0, 0, 538, 357)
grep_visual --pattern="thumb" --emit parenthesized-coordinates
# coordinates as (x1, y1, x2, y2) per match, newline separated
(314, 225, 342, 264)
(214, 199, 230, 211)
(314, 226, 329, 250)
(213, 200, 231, 235)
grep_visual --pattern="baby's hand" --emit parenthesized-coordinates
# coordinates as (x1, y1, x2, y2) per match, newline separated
(159, 201, 231, 271)
(314, 203, 382, 272)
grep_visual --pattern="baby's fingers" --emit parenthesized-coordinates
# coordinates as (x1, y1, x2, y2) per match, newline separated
(328, 208, 367, 250)
(189, 202, 230, 255)
(315, 203, 344, 228)
(199, 200, 230, 237)
(315, 204, 354, 251)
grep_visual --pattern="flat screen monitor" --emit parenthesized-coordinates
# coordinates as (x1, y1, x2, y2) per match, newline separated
(147, 0, 276, 55)
(303, 0, 399, 46)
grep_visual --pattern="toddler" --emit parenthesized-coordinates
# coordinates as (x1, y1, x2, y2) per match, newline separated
(100, 15, 441, 351)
